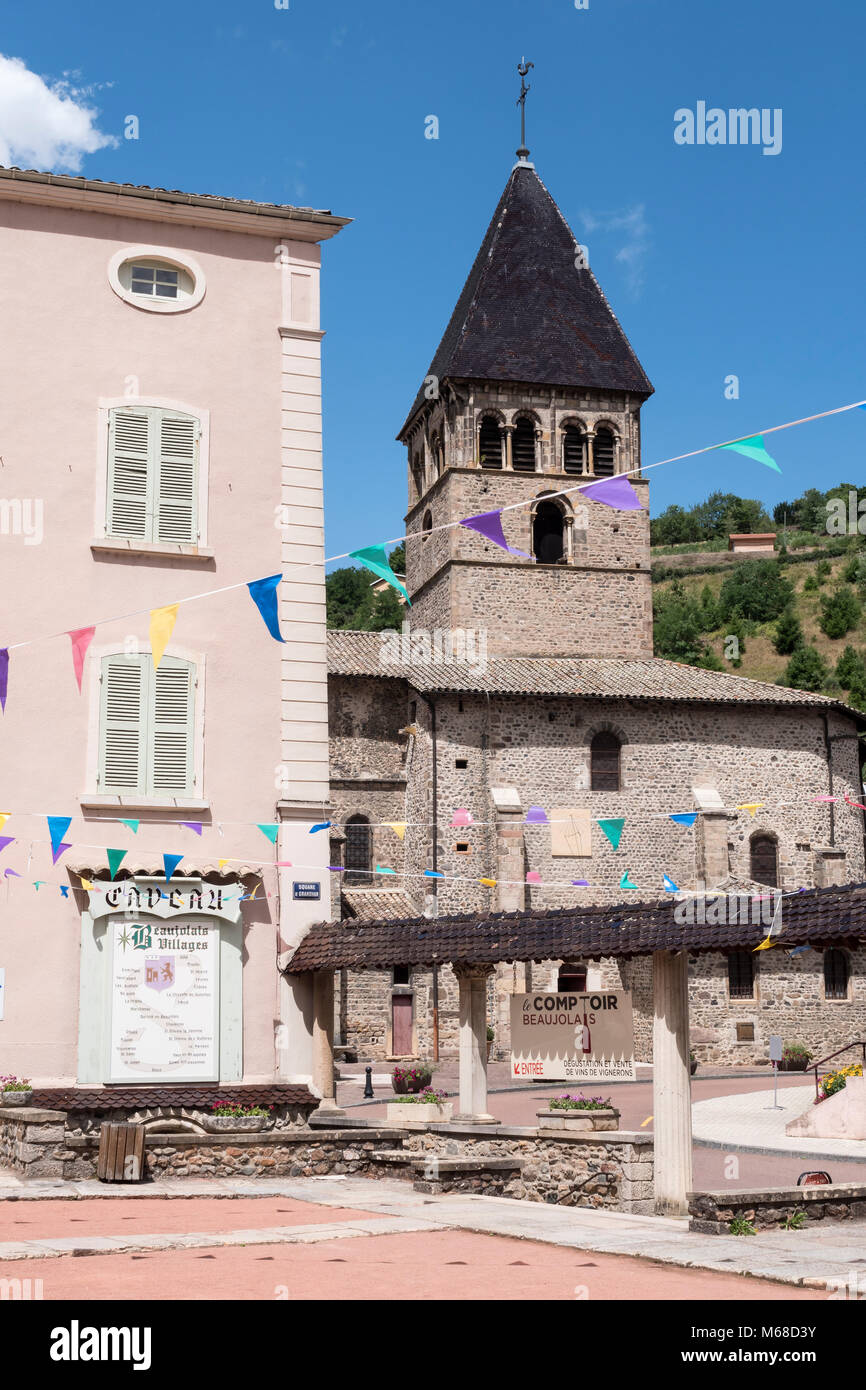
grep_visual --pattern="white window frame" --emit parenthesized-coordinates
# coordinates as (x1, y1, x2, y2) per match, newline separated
(94, 397, 210, 552)
(82, 642, 207, 810)
(107, 245, 206, 314)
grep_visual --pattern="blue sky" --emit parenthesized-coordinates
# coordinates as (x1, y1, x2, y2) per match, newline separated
(3, 0, 865, 559)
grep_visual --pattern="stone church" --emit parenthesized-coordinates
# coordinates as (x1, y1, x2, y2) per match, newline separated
(326, 150, 866, 1068)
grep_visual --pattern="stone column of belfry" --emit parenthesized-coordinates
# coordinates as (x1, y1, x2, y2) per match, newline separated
(564, 515, 574, 563)
(504, 426, 514, 470)
(652, 950, 693, 1214)
(454, 962, 498, 1123)
(311, 970, 344, 1117)
(584, 431, 595, 475)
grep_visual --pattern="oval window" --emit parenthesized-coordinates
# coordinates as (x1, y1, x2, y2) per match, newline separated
(108, 246, 205, 314)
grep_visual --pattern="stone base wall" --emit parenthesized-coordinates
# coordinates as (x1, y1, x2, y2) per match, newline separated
(689, 1183, 866, 1234)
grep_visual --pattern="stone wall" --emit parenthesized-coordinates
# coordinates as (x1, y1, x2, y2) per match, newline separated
(689, 1182, 866, 1234)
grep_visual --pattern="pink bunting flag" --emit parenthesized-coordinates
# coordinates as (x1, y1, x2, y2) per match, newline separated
(526, 871, 543, 884)
(450, 808, 473, 827)
(578, 474, 643, 511)
(459, 510, 530, 557)
(67, 627, 95, 693)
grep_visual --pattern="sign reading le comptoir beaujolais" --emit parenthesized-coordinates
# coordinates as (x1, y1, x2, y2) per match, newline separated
(509, 990, 636, 1082)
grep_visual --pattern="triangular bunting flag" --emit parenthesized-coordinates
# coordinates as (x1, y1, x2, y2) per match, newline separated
(571, 879, 589, 887)
(257, 824, 279, 844)
(579, 474, 644, 510)
(47, 817, 71, 861)
(670, 813, 697, 827)
(458, 510, 530, 557)
(479, 878, 497, 887)
(60, 885, 70, 898)
(753, 936, 775, 952)
(525, 806, 549, 824)
(180, 822, 203, 835)
(80, 878, 94, 892)
(4, 869, 20, 879)
(106, 848, 127, 880)
(423, 870, 444, 879)
(451, 808, 473, 827)
(163, 853, 184, 884)
(0, 837, 14, 854)
(0, 814, 9, 832)
(67, 626, 95, 692)
(51, 842, 71, 866)
(788, 945, 811, 957)
(598, 817, 625, 851)
(309, 821, 331, 834)
(348, 545, 411, 604)
(844, 794, 866, 811)
(119, 819, 140, 834)
(375, 865, 396, 875)
(663, 874, 679, 893)
(620, 871, 638, 890)
(149, 603, 179, 672)
(247, 574, 286, 643)
(386, 822, 407, 840)
(0, 648, 8, 712)
(718, 434, 780, 473)
(218, 859, 231, 871)
(813, 795, 837, 803)
(737, 803, 764, 818)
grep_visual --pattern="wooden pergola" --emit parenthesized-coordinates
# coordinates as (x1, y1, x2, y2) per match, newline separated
(285, 882, 866, 1214)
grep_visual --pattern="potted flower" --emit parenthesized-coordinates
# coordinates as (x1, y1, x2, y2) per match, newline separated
(202, 1102, 273, 1133)
(779, 1042, 813, 1073)
(386, 1086, 453, 1127)
(538, 1094, 620, 1132)
(817, 1062, 862, 1102)
(0, 1076, 33, 1107)
(486, 1024, 494, 1061)
(392, 1063, 433, 1095)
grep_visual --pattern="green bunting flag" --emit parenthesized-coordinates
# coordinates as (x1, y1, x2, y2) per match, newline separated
(107, 848, 127, 880)
(257, 824, 279, 844)
(620, 871, 638, 891)
(598, 818, 625, 851)
(718, 434, 780, 473)
(348, 545, 411, 605)
(119, 819, 140, 834)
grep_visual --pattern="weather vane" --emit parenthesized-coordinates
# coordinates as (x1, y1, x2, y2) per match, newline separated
(516, 57, 534, 161)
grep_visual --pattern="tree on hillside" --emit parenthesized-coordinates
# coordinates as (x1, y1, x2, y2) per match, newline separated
(836, 645, 866, 690)
(784, 645, 829, 692)
(653, 587, 711, 665)
(326, 565, 405, 631)
(725, 497, 773, 535)
(818, 587, 861, 640)
(718, 560, 794, 623)
(773, 608, 803, 655)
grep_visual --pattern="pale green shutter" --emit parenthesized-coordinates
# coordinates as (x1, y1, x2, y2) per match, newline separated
(155, 412, 199, 543)
(99, 655, 147, 791)
(148, 657, 195, 794)
(107, 410, 151, 539)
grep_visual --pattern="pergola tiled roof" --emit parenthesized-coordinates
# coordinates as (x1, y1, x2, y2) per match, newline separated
(285, 882, 866, 973)
(26, 1085, 315, 1111)
(328, 631, 864, 718)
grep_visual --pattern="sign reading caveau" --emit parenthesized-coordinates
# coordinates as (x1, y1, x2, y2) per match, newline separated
(509, 990, 636, 1082)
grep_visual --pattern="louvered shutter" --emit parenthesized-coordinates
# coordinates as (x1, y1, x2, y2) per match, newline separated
(149, 657, 194, 794)
(99, 656, 147, 791)
(107, 410, 151, 539)
(155, 413, 198, 543)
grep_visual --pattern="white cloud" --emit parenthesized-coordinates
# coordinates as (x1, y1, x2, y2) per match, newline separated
(580, 203, 650, 295)
(0, 53, 117, 173)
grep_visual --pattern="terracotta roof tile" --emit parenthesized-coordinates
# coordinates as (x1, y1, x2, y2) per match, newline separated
(28, 1085, 314, 1111)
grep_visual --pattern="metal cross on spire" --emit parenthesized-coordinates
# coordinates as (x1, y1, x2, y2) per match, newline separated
(516, 57, 534, 162)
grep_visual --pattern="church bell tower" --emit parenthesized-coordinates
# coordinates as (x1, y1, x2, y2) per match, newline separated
(399, 70, 655, 659)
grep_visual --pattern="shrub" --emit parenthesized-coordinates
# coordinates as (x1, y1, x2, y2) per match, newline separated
(802, 574, 819, 592)
(774, 609, 803, 655)
(718, 560, 794, 623)
(819, 587, 861, 639)
(817, 1063, 863, 1102)
(836, 645, 866, 690)
(784, 645, 829, 692)
(729, 1218, 757, 1236)
(815, 558, 832, 584)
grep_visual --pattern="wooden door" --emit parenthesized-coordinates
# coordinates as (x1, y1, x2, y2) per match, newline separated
(391, 993, 413, 1056)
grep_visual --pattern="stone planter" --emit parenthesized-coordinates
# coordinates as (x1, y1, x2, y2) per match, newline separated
(778, 1058, 810, 1073)
(200, 1113, 269, 1133)
(391, 1073, 433, 1095)
(537, 1107, 620, 1133)
(386, 1102, 453, 1127)
(1, 1091, 33, 1107)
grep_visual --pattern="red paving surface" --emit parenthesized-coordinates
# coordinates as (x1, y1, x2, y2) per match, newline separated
(4, 1228, 829, 1301)
(0, 1197, 382, 1243)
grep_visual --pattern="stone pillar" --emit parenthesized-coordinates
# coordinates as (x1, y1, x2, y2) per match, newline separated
(564, 515, 574, 562)
(504, 426, 513, 470)
(312, 970, 344, 1118)
(454, 963, 498, 1123)
(584, 431, 595, 475)
(491, 788, 526, 1057)
(652, 950, 693, 1215)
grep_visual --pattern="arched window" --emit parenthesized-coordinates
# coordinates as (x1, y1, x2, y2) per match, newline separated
(750, 835, 778, 888)
(533, 500, 564, 563)
(422, 509, 433, 541)
(512, 417, 537, 472)
(557, 963, 587, 992)
(431, 432, 443, 478)
(411, 452, 424, 500)
(593, 427, 616, 477)
(824, 949, 850, 1001)
(728, 949, 755, 1000)
(590, 731, 621, 791)
(479, 416, 503, 469)
(563, 425, 585, 475)
(344, 815, 373, 886)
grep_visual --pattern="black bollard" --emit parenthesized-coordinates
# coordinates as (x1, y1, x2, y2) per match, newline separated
(363, 1065, 374, 1099)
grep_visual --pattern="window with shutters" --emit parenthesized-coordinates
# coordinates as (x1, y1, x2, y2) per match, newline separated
(344, 816, 373, 885)
(562, 425, 585, 474)
(593, 427, 616, 477)
(106, 406, 200, 544)
(728, 950, 755, 1000)
(590, 732, 621, 791)
(479, 415, 503, 469)
(823, 949, 850, 1001)
(98, 654, 196, 797)
(512, 417, 537, 473)
(750, 834, 778, 888)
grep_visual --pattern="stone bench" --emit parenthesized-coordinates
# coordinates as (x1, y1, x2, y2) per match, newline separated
(689, 1182, 866, 1234)
(370, 1148, 523, 1195)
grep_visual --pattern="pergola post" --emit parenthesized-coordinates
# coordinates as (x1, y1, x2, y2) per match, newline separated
(454, 963, 498, 1123)
(652, 950, 693, 1215)
(312, 969, 345, 1119)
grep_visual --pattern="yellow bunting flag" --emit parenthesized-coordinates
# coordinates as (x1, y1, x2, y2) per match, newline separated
(753, 936, 775, 952)
(640, 1115, 653, 1128)
(386, 823, 407, 840)
(80, 878, 94, 891)
(479, 878, 497, 887)
(218, 858, 231, 871)
(0, 813, 9, 832)
(149, 603, 179, 672)
(737, 803, 764, 818)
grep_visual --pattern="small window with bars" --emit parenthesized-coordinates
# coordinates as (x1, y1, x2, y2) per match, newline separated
(823, 949, 850, 1001)
(130, 264, 180, 299)
(590, 732, 621, 791)
(728, 950, 755, 1000)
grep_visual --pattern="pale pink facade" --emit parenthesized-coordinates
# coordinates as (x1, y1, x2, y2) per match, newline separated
(0, 169, 347, 1087)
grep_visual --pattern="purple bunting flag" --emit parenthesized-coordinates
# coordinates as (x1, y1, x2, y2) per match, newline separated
(578, 474, 643, 511)
(0, 648, 7, 712)
(459, 510, 531, 557)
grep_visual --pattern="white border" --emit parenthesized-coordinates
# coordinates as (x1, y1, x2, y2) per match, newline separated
(107, 244, 207, 314)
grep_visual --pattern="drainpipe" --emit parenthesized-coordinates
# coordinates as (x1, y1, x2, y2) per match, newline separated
(416, 689, 440, 1061)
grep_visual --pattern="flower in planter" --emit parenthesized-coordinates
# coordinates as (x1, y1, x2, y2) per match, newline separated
(390, 1086, 450, 1105)
(549, 1093, 613, 1111)
(0, 1076, 32, 1092)
(392, 1063, 433, 1094)
(211, 1102, 273, 1117)
(782, 1042, 813, 1062)
(817, 1062, 862, 1102)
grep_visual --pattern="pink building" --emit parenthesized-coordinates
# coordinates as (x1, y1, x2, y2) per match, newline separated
(0, 167, 347, 1101)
